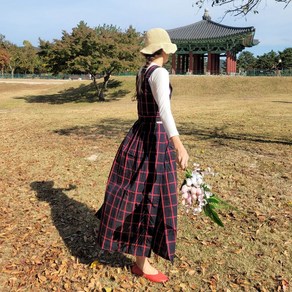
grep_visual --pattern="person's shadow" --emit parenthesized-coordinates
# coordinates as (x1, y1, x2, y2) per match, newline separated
(30, 181, 132, 266)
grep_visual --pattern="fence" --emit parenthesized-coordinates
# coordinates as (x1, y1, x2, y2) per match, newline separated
(1, 70, 292, 79)
(0, 73, 92, 80)
(246, 69, 292, 77)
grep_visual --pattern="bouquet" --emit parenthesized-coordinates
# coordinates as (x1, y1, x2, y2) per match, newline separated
(181, 163, 233, 227)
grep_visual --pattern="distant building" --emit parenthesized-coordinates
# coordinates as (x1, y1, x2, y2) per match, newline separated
(167, 9, 259, 75)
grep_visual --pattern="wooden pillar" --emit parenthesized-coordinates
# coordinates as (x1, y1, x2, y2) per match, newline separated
(211, 54, 216, 74)
(186, 54, 189, 74)
(193, 54, 204, 75)
(207, 52, 212, 74)
(209, 53, 219, 75)
(189, 52, 193, 74)
(214, 54, 220, 74)
(177, 55, 181, 74)
(199, 54, 204, 74)
(193, 54, 198, 74)
(182, 55, 187, 74)
(181, 55, 184, 74)
(172, 54, 176, 74)
(227, 51, 237, 75)
(226, 51, 232, 75)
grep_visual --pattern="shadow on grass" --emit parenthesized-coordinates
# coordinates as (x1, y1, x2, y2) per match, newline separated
(271, 101, 292, 104)
(30, 181, 132, 267)
(15, 79, 130, 104)
(54, 118, 135, 140)
(54, 118, 292, 146)
(178, 123, 292, 146)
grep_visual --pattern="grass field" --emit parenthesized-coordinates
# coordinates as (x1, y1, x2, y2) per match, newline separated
(0, 76, 291, 291)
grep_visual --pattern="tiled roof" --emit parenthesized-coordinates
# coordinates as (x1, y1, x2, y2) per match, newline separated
(167, 20, 255, 41)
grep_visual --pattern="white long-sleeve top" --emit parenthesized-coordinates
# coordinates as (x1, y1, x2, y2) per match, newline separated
(147, 63, 179, 138)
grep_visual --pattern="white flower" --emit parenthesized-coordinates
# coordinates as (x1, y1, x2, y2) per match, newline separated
(196, 177, 203, 185)
(193, 207, 202, 215)
(186, 178, 192, 187)
(200, 199, 208, 206)
(191, 177, 197, 185)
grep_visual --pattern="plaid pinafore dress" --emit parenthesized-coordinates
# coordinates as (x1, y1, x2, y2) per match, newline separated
(96, 65, 177, 262)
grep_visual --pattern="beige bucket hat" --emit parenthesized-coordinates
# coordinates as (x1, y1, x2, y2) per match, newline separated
(140, 28, 177, 55)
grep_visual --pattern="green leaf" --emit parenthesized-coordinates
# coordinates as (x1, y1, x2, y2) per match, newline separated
(204, 204, 213, 217)
(201, 183, 211, 191)
(185, 169, 193, 178)
(203, 204, 224, 227)
(209, 195, 237, 211)
(207, 197, 221, 205)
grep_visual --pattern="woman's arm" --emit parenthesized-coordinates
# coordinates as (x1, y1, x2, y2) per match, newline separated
(170, 135, 189, 170)
(149, 67, 189, 169)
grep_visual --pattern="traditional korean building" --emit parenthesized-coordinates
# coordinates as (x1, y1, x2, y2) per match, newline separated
(167, 10, 259, 75)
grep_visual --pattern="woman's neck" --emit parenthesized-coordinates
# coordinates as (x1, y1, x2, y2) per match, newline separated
(151, 56, 164, 67)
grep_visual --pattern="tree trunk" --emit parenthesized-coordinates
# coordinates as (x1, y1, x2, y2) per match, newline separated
(103, 71, 111, 89)
(92, 75, 105, 102)
(98, 70, 113, 101)
(9, 64, 15, 78)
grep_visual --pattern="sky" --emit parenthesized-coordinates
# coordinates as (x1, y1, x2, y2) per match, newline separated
(1, 0, 291, 56)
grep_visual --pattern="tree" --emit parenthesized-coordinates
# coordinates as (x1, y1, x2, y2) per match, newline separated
(7, 44, 22, 78)
(255, 50, 279, 71)
(237, 51, 256, 72)
(194, 0, 290, 16)
(0, 35, 21, 78)
(0, 47, 10, 76)
(93, 24, 142, 99)
(38, 39, 54, 74)
(279, 48, 292, 69)
(18, 40, 38, 74)
(39, 21, 142, 101)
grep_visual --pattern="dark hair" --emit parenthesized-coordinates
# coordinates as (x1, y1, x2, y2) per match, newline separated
(135, 49, 163, 99)
(143, 49, 163, 67)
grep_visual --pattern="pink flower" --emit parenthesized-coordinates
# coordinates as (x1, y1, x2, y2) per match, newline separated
(186, 178, 192, 186)
(182, 192, 189, 199)
(181, 185, 189, 193)
(191, 187, 197, 195)
(196, 188, 202, 196)
(187, 197, 192, 205)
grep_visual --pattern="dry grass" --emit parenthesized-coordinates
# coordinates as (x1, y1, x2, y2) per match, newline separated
(0, 76, 291, 291)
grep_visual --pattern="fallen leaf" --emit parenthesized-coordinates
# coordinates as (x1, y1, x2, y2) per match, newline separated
(90, 260, 99, 268)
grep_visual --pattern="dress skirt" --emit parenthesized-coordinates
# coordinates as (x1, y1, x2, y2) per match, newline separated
(96, 117, 177, 262)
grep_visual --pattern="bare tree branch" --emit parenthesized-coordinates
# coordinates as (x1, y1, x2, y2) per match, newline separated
(194, 0, 290, 16)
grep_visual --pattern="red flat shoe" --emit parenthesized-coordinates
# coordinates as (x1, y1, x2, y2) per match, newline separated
(131, 264, 169, 283)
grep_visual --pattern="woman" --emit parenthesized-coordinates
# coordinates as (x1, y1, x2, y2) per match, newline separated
(96, 28, 189, 283)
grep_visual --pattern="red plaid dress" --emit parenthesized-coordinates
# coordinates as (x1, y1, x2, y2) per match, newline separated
(96, 65, 177, 262)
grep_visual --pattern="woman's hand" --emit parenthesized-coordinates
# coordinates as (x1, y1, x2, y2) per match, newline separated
(170, 136, 189, 170)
